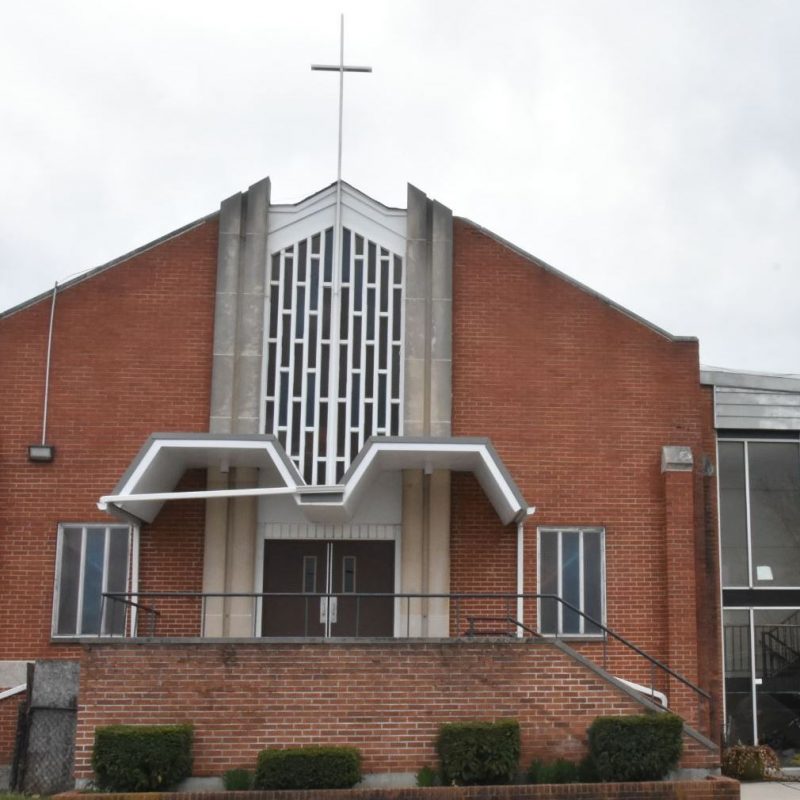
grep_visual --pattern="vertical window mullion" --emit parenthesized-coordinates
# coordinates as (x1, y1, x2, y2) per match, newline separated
(578, 532, 585, 635)
(298, 240, 311, 480)
(557, 531, 563, 634)
(101, 528, 111, 635)
(743, 441, 753, 587)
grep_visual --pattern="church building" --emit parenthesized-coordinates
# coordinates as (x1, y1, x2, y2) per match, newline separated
(2, 172, 794, 789)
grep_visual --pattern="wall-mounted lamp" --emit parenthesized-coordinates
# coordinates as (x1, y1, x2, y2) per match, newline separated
(28, 444, 55, 463)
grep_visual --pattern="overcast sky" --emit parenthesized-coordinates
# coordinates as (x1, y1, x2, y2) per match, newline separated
(1, 1, 798, 374)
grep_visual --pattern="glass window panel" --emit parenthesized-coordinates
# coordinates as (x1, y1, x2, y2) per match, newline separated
(354, 262, 363, 310)
(265, 400, 274, 433)
(278, 374, 289, 426)
(324, 228, 333, 282)
(365, 349, 374, 393)
(350, 433, 359, 460)
(336, 460, 345, 483)
(306, 374, 316, 426)
(283, 256, 293, 309)
(320, 345, 329, 398)
(352, 318, 362, 368)
(317, 460, 326, 484)
(293, 344, 302, 389)
(378, 375, 387, 428)
(390, 404, 399, 435)
(343, 556, 356, 593)
(351, 373, 360, 426)
(318, 403, 328, 457)
(281, 315, 291, 365)
(291, 403, 301, 453)
(379, 318, 388, 369)
(304, 433, 314, 484)
(308, 317, 317, 368)
(298, 240, 307, 282)
(57, 527, 82, 635)
(338, 344, 348, 397)
(295, 287, 305, 336)
(583, 533, 602, 634)
(303, 556, 317, 593)
(322, 287, 331, 338)
(104, 529, 129, 635)
(562, 532, 581, 634)
(311, 232, 321, 255)
(342, 228, 351, 283)
(539, 532, 559, 634)
(719, 442, 749, 586)
(270, 252, 280, 282)
(368, 242, 376, 283)
(366, 290, 376, 339)
(310, 258, 320, 309)
(364, 404, 373, 435)
(266, 344, 276, 396)
(80, 530, 106, 634)
(268, 288, 279, 338)
(723, 609, 754, 745)
(355, 234, 364, 256)
(393, 254, 402, 285)
(380, 261, 389, 311)
(392, 289, 402, 340)
(337, 403, 346, 457)
(391, 346, 400, 399)
(340, 288, 349, 338)
(750, 443, 800, 586)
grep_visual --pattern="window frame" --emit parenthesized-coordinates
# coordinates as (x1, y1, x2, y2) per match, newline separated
(51, 523, 138, 638)
(536, 526, 606, 638)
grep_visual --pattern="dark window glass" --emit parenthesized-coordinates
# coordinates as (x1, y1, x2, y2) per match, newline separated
(355, 234, 364, 256)
(364, 404, 373, 435)
(281, 315, 291, 365)
(351, 373, 360, 425)
(337, 403, 346, 456)
(322, 288, 331, 338)
(306, 374, 316, 426)
(308, 317, 317, 368)
(303, 556, 317, 593)
(291, 403, 301, 452)
(392, 289, 402, 340)
(81, 530, 105, 634)
(378, 375, 387, 428)
(350, 432, 359, 460)
(390, 404, 399, 435)
(391, 346, 400, 399)
(293, 344, 302, 390)
(354, 262, 363, 310)
(283, 256, 293, 309)
(271, 252, 280, 282)
(343, 556, 356, 593)
(56, 527, 82, 635)
(298, 240, 307, 282)
(278, 374, 288, 426)
(393, 254, 402, 284)
(311, 232, 321, 255)
(539, 532, 559, 634)
(318, 403, 328, 457)
(366, 290, 376, 339)
(368, 242, 376, 283)
(265, 401, 274, 433)
(380, 260, 389, 310)
(379, 317, 388, 369)
(719, 442, 749, 586)
(338, 344, 348, 397)
(562, 532, 581, 634)
(583, 534, 602, 634)
(269, 287, 279, 338)
(342, 228, 351, 283)
(324, 228, 333, 282)
(266, 343, 276, 395)
(310, 258, 320, 309)
(295, 287, 305, 336)
(365, 349, 374, 394)
(340, 288, 349, 338)
(320, 345, 329, 398)
(104, 529, 130, 635)
(352, 318, 362, 368)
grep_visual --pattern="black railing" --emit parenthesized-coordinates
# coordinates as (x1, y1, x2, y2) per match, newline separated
(101, 590, 711, 724)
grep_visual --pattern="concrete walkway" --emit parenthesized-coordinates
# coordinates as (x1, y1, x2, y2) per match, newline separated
(741, 783, 800, 799)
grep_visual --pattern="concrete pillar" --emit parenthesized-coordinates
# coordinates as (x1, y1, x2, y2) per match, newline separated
(661, 445, 700, 726)
(400, 469, 450, 637)
(202, 468, 229, 636)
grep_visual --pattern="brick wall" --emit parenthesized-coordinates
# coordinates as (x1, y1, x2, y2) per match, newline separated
(0, 219, 218, 659)
(450, 220, 720, 733)
(0, 690, 24, 768)
(74, 641, 717, 780)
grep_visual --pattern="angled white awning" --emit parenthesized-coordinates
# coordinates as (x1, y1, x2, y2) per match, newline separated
(99, 434, 530, 526)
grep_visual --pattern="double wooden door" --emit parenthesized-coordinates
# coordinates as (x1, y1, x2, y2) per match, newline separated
(262, 540, 395, 637)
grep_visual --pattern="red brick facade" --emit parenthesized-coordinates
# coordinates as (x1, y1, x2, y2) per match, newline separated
(0, 203, 722, 782)
(74, 641, 717, 780)
(0, 220, 218, 659)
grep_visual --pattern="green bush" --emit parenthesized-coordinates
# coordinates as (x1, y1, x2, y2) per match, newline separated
(721, 745, 780, 781)
(254, 746, 361, 790)
(415, 765, 441, 787)
(436, 719, 520, 786)
(527, 757, 581, 784)
(587, 713, 683, 782)
(92, 723, 193, 792)
(223, 768, 254, 790)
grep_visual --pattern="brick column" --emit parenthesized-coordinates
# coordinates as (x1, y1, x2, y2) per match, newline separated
(661, 445, 700, 727)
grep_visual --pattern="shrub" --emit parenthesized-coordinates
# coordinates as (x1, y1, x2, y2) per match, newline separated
(415, 765, 441, 787)
(254, 746, 361, 790)
(223, 768, 254, 790)
(436, 719, 520, 786)
(722, 745, 780, 781)
(527, 758, 581, 784)
(587, 713, 683, 782)
(92, 723, 193, 792)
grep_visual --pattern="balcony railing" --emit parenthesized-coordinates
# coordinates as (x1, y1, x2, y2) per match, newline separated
(100, 590, 711, 724)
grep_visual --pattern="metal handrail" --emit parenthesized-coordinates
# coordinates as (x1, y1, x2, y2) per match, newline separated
(103, 589, 711, 715)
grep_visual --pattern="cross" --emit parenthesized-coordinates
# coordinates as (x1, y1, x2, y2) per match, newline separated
(311, 14, 372, 192)
(312, 15, 372, 485)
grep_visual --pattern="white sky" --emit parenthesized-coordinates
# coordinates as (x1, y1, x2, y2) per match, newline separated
(1, 0, 798, 374)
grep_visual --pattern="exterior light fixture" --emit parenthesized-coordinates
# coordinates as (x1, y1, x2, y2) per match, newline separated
(28, 444, 55, 463)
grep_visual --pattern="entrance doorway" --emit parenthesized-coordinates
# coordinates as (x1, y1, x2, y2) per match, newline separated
(262, 540, 395, 637)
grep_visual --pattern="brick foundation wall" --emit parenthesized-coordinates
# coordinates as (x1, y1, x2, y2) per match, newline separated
(0, 219, 218, 660)
(450, 219, 720, 734)
(0, 690, 24, 768)
(75, 642, 717, 781)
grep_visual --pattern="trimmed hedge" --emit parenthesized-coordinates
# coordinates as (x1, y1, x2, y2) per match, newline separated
(587, 713, 683, 782)
(223, 768, 254, 790)
(255, 746, 361, 790)
(527, 758, 581, 784)
(92, 724, 193, 792)
(437, 719, 520, 786)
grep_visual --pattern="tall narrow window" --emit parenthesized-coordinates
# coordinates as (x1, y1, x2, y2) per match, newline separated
(538, 527, 604, 636)
(264, 226, 404, 484)
(53, 524, 131, 636)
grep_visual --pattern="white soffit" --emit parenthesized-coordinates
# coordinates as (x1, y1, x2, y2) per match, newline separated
(267, 182, 407, 255)
(99, 435, 528, 527)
